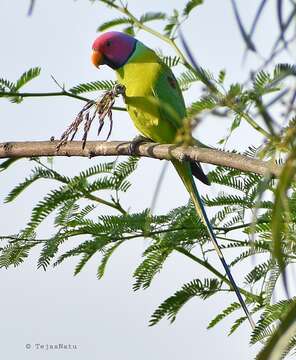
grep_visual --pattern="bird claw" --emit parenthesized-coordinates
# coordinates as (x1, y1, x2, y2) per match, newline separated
(128, 135, 152, 155)
(111, 83, 126, 97)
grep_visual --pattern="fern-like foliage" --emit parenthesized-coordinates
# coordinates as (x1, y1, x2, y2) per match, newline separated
(0, 78, 15, 92)
(133, 243, 173, 291)
(149, 278, 220, 325)
(183, 0, 203, 16)
(0, 67, 41, 102)
(139, 12, 166, 23)
(207, 302, 240, 329)
(14, 67, 41, 91)
(178, 68, 215, 92)
(0, 158, 20, 172)
(97, 17, 132, 32)
(244, 259, 274, 285)
(251, 299, 296, 345)
(161, 55, 180, 67)
(69, 80, 116, 94)
(0, 154, 287, 337)
(97, 11, 165, 34)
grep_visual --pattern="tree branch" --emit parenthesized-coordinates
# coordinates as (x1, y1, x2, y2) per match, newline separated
(0, 140, 281, 177)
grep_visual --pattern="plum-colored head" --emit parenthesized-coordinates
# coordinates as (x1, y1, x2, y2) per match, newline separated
(91, 31, 137, 70)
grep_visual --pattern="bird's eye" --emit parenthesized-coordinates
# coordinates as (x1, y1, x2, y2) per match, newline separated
(106, 40, 112, 47)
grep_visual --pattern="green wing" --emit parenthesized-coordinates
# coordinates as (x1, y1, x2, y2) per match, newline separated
(152, 62, 186, 132)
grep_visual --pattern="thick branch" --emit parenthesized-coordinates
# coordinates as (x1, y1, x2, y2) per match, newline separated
(0, 140, 281, 177)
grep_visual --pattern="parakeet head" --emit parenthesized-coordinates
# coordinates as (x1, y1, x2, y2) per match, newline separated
(91, 31, 137, 70)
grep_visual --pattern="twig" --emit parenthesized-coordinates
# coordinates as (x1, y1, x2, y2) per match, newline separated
(175, 247, 261, 302)
(0, 90, 126, 112)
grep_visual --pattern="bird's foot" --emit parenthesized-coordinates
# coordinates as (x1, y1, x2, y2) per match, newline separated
(111, 83, 126, 97)
(128, 135, 153, 155)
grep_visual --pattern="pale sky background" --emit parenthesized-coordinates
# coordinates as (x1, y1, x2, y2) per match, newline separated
(0, 1, 293, 359)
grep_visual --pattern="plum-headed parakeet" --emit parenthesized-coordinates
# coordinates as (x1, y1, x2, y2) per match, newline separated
(91, 31, 254, 328)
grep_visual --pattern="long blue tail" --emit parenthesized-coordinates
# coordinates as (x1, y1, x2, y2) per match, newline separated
(173, 160, 256, 330)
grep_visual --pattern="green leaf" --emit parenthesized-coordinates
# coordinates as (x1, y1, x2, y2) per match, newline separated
(256, 301, 296, 360)
(5, 171, 42, 203)
(37, 234, 66, 270)
(273, 63, 296, 83)
(15, 67, 41, 91)
(178, 69, 207, 90)
(98, 0, 117, 7)
(227, 83, 242, 98)
(113, 156, 139, 181)
(140, 12, 166, 23)
(253, 70, 271, 92)
(76, 161, 115, 179)
(86, 176, 130, 193)
(54, 239, 108, 272)
(218, 69, 226, 84)
(69, 80, 116, 94)
(161, 55, 180, 67)
(187, 96, 216, 116)
(251, 299, 294, 345)
(252, 64, 296, 97)
(183, 0, 203, 16)
(0, 158, 20, 172)
(97, 17, 132, 32)
(133, 245, 172, 291)
(207, 302, 240, 329)
(21, 185, 81, 237)
(230, 114, 242, 132)
(54, 200, 79, 227)
(150, 278, 220, 325)
(0, 78, 16, 92)
(123, 26, 135, 36)
(0, 243, 35, 268)
(244, 260, 273, 285)
(163, 9, 179, 38)
(264, 265, 281, 304)
(97, 240, 124, 278)
(228, 315, 247, 335)
(203, 193, 252, 208)
(272, 149, 296, 272)
(5, 167, 69, 203)
(74, 251, 96, 275)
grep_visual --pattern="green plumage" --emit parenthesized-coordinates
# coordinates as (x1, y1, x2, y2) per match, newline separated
(116, 41, 207, 214)
(116, 42, 185, 142)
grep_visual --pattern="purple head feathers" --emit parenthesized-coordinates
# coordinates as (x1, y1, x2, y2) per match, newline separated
(91, 31, 137, 69)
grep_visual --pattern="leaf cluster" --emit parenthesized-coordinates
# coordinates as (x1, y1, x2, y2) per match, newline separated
(2, 155, 296, 348)
(0, 67, 41, 103)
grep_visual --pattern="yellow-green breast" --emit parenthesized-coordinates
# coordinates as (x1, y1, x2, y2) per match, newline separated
(116, 41, 186, 143)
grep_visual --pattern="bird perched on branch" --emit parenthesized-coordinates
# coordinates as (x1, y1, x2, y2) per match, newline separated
(91, 31, 254, 328)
